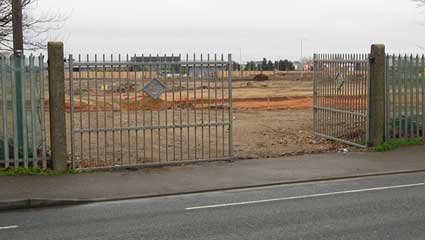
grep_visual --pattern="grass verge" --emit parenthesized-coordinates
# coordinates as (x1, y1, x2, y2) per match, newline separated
(0, 167, 82, 176)
(370, 138, 424, 152)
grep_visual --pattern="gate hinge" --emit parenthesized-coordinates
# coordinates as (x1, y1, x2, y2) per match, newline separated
(369, 56, 375, 64)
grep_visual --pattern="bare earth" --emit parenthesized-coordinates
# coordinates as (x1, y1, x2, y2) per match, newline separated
(233, 109, 339, 159)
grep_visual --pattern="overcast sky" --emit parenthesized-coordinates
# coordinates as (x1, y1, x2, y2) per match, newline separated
(36, 0, 425, 61)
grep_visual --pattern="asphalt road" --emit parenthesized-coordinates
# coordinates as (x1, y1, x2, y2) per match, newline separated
(2, 172, 425, 240)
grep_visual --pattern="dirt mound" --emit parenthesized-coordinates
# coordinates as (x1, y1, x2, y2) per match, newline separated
(253, 74, 269, 81)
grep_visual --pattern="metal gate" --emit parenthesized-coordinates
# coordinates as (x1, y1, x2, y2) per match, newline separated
(313, 54, 370, 147)
(68, 54, 233, 169)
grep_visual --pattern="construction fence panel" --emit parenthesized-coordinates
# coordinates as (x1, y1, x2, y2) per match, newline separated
(0, 54, 48, 169)
(385, 54, 425, 140)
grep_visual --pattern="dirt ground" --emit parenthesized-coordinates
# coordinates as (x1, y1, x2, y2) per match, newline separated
(233, 109, 340, 159)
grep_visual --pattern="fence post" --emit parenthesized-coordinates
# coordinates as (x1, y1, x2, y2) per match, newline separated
(48, 42, 68, 172)
(369, 44, 386, 147)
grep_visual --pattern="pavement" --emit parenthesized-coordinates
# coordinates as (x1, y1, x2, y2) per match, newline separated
(1, 145, 425, 211)
(2, 171, 425, 239)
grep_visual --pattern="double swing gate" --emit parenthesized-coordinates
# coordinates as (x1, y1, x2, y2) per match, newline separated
(68, 54, 233, 169)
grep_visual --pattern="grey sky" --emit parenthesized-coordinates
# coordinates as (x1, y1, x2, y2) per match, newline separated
(37, 0, 424, 61)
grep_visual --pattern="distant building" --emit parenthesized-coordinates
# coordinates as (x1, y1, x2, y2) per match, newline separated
(130, 56, 182, 72)
(293, 61, 304, 71)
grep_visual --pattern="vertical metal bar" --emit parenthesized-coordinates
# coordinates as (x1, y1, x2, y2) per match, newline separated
(193, 53, 197, 160)
(86, 54, 92, 166)
(384, 55, 389, 140)
(348, 54, 352, 142)
(78, 54, 83, 166)
(142, 54, 146, 162)
(11, 55, 19, 167)
(149, 54, 154, 162)
(409, 55, 414, 137)
(102, 54, 107, 165)
(134, 54, 139, 163)
(352, 54, 357, 143)
(118, 54, 123, 165)
(331, 54, 336, 139)
(186, 54, 190, 160)
(387, 55, 399, 138)
(415, 55, 420, 138)
(207, 54, 212, 159)
(171, 54, 176, 162)
(337, 54, 342, 141)
(227, 54, 233, 158)
(320, 54, 324, 136)
(317, 54, 322, 137)
(164, 54, 169, 162)
(403, 55, 408, 138)
(319, 53, 323, 136)
(69, 55, 75, 169)
(20, 55, 28, 168)
(315, 54, 319, 135)
(178, 54, 183, 161)
(214, 54, 218, 158)
(341, 54, 345, 141)
(364, 53, 368, 145)
(157, 54, 161, 162)
(1, 56, 9, 168)
(313, 54, 317, 135)
(95, 54, 100, 165)
(200, 54, 204, 159)
(39, 55, 47, 169)
(328, 54, 332, 139)
(421, 55, 425, 140)
(126, 54, 131, 164)
(111, 54, 116, 163)
(221, 54, 225, 157)
(29, 55, 37, 166)
(397, 55, 402, 138)
(331, 53, 335, 139)
(422, 55, 425, 140)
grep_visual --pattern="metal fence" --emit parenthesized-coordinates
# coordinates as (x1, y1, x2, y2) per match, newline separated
(385, 54, 425, 140)
(313, 54, 370, 147)
(67, 54, 233, 169)
(0, 55, 48, 169)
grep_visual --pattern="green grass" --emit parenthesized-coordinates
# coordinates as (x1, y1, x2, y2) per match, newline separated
(0, 167, 82, 176)
(370, 138, 424, 152)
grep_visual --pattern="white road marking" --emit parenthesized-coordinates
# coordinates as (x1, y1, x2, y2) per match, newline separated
(185, 182, 425, 210)
(0, 225, 19, 230)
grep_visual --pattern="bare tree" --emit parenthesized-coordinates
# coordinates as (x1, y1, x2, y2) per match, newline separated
(0, 0, 64, 52)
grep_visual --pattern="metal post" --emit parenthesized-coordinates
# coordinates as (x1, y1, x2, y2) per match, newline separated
(48, 42, 68, 171)
(369, 44, 386, 146)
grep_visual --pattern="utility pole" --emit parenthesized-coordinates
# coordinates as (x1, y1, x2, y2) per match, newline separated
(300, 40, 303, 63)
(239, 48, 242, 79)
(12, 0, 24, 54)
(12, 0, 24, 157)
